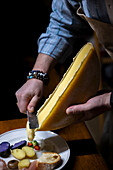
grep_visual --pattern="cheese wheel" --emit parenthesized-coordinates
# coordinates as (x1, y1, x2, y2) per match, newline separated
(36, 43, 100, 131)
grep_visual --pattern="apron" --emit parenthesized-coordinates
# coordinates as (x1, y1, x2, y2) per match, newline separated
(77, 6, 113, 59)
(77, 6, 113, 168)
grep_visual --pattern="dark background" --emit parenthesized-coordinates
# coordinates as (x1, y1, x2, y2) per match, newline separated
(1, 1, 52, 120)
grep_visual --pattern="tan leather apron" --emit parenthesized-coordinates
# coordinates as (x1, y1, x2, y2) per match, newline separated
(77, 7, 113, 60)
(77, 7, 113, 167)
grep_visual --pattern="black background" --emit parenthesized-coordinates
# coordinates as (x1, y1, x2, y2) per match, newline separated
(1, 1, 52, 120)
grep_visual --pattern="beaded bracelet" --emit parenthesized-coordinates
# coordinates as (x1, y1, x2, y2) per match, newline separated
(27, 70, 49, 85)
(110, 90, 113, 109)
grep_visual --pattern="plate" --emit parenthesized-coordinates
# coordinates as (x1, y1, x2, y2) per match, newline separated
(0, 128, 70, 169)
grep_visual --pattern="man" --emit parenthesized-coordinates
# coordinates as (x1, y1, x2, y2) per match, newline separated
(16, 0, 113, 115)
(16, 0, 113, 167)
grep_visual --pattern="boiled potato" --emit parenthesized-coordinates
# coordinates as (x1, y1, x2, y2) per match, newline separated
(22, 146, 35, 158)
(11, 149, 26, 160)
(18, 159, 30, 169)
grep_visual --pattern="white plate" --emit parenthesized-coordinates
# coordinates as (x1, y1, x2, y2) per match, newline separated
(0, 128, 70, 169)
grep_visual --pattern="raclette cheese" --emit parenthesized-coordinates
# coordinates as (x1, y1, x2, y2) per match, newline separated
(35, 43, 100, 131)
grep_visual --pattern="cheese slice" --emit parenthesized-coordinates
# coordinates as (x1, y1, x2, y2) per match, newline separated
(35, 43, 100, 131)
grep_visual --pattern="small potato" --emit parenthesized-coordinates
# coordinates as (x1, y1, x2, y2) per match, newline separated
(22, 146, 35, 158)
(11, 149, 26, 160)
(18, 159, 30, 169)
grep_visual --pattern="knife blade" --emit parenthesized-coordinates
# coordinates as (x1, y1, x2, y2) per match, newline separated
(27, 110, 39, 129)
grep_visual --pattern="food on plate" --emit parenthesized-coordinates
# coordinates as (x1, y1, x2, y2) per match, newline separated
(24, 160, 38, 170)
(11, 149, 26, 160)
(26, 121, 35, 141)
(7, 160, 19, 169)
(0, 142, 11, 158)
(32, 140, 38, 148)
(34, 145, 40, 151)
(37, 152, 61, 169)
(23, 152, 61, 170)
(28, 140, 40, 151)
(18, 159, 30, 169)
(11, 146, 36, 159)
(34, 43, 100, 131)
(11, 140, 27, 150)
(28, 142, 33, 147)
(22, 146, 36, 158)
(0, 159, 7, 170)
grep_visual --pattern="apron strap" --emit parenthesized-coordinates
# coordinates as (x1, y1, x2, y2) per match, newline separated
(77, 6, 113, 59)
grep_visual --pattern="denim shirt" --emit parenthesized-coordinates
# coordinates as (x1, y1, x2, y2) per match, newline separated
(38, 0, 112, 63)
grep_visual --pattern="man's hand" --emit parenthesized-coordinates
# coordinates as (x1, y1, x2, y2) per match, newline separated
(16, 53, 57, 114)
(66, 92, 112, 122)
(16, 79, 44, 114)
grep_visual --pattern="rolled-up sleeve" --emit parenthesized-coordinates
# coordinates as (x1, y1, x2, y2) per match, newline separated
(38, 0, 90, 63)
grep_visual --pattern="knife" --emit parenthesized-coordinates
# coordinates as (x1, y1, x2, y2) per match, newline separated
(27, 110, 39, 129)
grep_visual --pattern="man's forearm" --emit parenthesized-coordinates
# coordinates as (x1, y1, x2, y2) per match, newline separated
(33, 53, 57, 73)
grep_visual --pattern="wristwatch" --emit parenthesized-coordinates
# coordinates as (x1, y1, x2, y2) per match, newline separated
(110, 90, 113, 109)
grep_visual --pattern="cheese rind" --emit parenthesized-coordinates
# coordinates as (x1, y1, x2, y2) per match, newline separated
(36, 43, 100, 131)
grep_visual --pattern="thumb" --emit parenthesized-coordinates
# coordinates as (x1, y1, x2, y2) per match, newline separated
(66, 104, 87, 115)
(27, 95, 40, 113)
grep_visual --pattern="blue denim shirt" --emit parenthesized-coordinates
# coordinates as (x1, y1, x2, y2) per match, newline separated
(38, 0, 111, 63)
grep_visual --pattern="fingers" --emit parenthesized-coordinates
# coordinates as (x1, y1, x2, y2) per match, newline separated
(16, 91, 31, 113)
(27, 95, 41, 113)
(66, 103, 88, 115)
(16, 79, 44, 114)
(66, 95, 106, 122)
(16, 92, 41, 114)
(66, 103, 90, 122)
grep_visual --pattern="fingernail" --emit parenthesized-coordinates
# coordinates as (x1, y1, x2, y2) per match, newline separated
(29, 107, 34, 113)
(66, 108, 73, 115)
